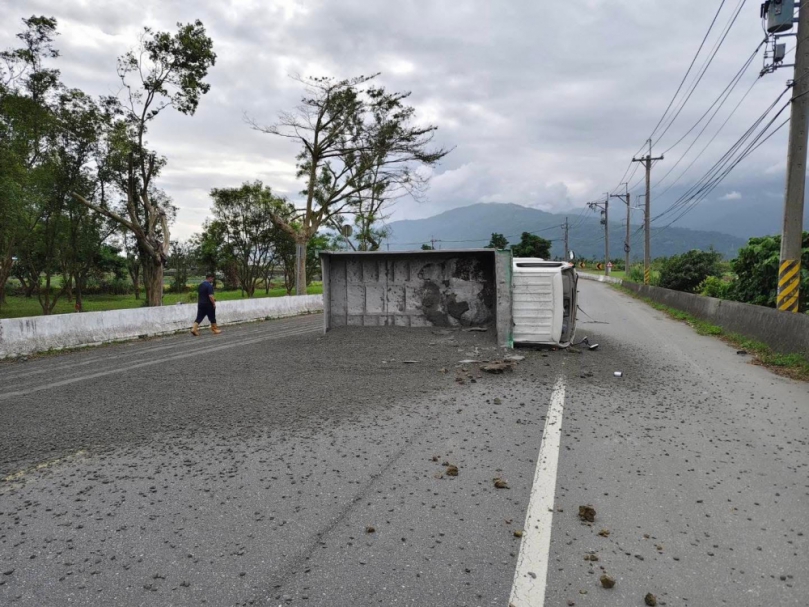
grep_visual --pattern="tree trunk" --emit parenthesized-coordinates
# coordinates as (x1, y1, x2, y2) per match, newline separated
(0, 269, 9, 306)
(62, 271, 73, 301)
(295, 239, 307, 296)
(129, 265, 141, 299)
(75, 273, 85, 312)
(142, 259, 164, 306)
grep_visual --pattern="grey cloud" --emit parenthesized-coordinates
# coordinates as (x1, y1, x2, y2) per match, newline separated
(0, 0, 793, 239)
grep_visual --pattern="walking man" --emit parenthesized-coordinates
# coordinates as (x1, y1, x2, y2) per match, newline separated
(191, 273, 222, 336)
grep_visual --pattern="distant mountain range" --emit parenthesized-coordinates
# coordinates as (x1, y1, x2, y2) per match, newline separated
(383, 203, 748, 260)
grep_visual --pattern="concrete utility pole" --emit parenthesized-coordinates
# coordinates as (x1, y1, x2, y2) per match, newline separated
(563, 217, 570, 260)
(610, 182, 631, 274)
(588, 198, 610, 276)
(633, 140, 664, 285)
(778, 1, 809, 312)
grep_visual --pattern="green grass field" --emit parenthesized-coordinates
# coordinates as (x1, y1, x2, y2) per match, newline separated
(0, 284, 323, 319)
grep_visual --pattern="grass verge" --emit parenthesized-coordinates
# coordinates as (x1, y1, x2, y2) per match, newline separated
(613, 284, 809, 382)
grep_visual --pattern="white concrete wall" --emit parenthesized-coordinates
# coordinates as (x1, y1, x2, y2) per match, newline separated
(578, 273, 623, 285)
(0, 295, 323, 359)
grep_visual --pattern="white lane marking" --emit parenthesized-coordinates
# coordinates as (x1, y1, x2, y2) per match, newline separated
(509, 376, 566, 607)
(0, 316, 322, 383)
(0, 325, 319, 401)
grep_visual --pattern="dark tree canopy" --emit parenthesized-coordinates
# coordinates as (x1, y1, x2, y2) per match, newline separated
(511, 232, 551, 259)
(486, 233, 508, 250)
(658, 248, 723, 293)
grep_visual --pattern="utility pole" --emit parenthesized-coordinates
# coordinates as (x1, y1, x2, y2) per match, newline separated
(610, 182, 631, 275)
(778, 0, 808, 312)
(563, 217, 569, 260)
(588, 197, 610, 276)
(633, 140, 664, 285)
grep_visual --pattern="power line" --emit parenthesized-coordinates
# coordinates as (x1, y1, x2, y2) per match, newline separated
(653, 73, 760, 198)
(655, 85, 790, 222)
(660, 39, 765, 158)
(647, 0, 729, 142)
(654, 0, 748, 147)
(650, 87, 792, 230)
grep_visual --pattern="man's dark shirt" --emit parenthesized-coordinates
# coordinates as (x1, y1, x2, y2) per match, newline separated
(198, 281, 214, 305)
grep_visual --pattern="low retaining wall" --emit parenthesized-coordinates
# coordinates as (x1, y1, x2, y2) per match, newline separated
(0, 295, 323, 359)
(578, 272, 623, 285)
(621, 282, 809, 356)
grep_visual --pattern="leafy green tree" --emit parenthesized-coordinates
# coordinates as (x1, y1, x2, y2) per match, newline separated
(73, 21, 216, 306)
(209, 181, 285, 298)
(0, 16, 61, 306)
(306, 233, 332, 285)
(511, 232, 551, 258)
(486, 233, 508, 249)
(658, 249, 722, 293)
(0, 17, 114, 314)
(731, 233, 809, 311)
(421, 243, 434, 250)
(168, 241, 193, 294)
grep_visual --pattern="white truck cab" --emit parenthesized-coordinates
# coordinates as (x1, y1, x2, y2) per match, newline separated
(511, 258, 578, 347)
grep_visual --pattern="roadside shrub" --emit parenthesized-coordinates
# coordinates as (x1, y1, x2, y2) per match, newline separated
(659, 249, 722, 293)
(628, 264, 645, 283)
(698, 275, 735, 299)
(626, 264, 660, 285)
(732, 232, 809, 312)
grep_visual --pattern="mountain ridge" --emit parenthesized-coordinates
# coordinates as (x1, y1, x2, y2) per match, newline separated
(384, 203, 748, 260)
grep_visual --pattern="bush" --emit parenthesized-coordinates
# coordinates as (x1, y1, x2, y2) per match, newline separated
(628, 264, 645, 283)
(626, 264, 660, 285)
(698, 275, 735, 299)
(659, 249, 722, 293)
(732, 232, 809, 312)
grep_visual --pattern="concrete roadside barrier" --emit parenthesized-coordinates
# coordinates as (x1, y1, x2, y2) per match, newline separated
(0, 294, 323, 359)
(578, 272, 624, 285)
(620, 282, 808, 356)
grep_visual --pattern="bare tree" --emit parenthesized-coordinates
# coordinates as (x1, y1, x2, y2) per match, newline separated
(248, 74, 450, 293)
(72, 21, 215, 306)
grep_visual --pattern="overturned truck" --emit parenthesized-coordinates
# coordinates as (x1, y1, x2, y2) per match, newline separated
(320, 249, 577, 348)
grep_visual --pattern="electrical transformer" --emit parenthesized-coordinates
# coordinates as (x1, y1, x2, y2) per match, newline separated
(766, 0, 795, 34)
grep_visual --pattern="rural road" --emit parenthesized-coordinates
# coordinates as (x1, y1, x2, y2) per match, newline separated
(1, 281, 806, 606)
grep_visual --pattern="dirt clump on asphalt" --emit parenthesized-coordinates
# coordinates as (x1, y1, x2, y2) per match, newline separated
(578, 505, 596, 522)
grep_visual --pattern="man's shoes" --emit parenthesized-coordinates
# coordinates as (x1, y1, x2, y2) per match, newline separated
(191, 322, 200, 337)
(211, 323, 222, 335)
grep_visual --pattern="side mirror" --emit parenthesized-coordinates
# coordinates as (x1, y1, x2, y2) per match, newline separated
(569, 250, 576, 261)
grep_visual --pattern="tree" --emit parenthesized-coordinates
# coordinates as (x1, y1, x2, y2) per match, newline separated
(248, 74, 449, 293)
(732, 233, 809, 311)
(350, 88, 448, 251)
(0, 16, 61, 306)
(421, 243, 434, 251)
(0, 17, 115, 314)
(190, 219, 225, 276)
(658, 248, 723, 293)
(72, 21, 216, 306)
(121, 229, 142, 299)
(209, 181, 284, 298)
(168, 240, 192, 293)
(511, 232, 551, 258)
(486, 233, 508, 250)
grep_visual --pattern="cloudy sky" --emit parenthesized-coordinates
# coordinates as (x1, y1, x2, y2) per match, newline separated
(1, 0, 795, 240)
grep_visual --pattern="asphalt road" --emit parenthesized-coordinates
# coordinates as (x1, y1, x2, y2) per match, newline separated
(0, 282, 806, 606)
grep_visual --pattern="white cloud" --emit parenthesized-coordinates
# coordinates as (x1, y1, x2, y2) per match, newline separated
(0, 0, 794, 239)
(720, 191, 742, 201)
